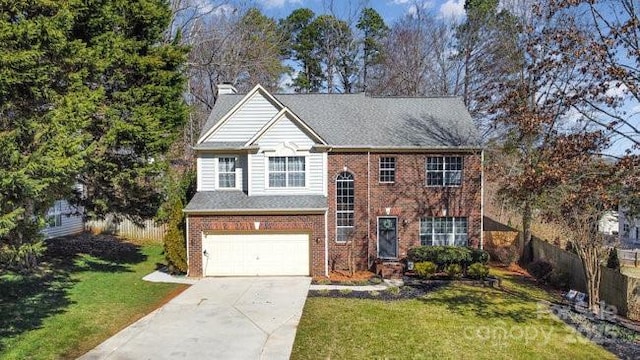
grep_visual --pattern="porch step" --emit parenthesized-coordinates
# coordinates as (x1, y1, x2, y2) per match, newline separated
(375, 261, 405, 279)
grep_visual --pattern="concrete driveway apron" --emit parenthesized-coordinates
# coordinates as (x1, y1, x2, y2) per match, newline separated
(79, 277, 310, 360)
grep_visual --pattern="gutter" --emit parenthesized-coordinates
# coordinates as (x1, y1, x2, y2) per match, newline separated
(480, 149, 485, 250)
(313, 145, 483, 153)
(183, 208, 329, 215)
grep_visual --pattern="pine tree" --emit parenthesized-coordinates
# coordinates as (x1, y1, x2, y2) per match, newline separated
(0, 0, 188, 271)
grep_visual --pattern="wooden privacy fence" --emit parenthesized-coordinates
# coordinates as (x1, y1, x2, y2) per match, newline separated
(85, 215, 167, 243)
(531, 237, 639, 321)
(618, 249, 640, 268)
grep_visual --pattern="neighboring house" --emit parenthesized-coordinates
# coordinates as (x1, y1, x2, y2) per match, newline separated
(41, 200, 84, 239)
(598, 211, 618, 236)
(619, 209, 640, 247)
(184, 84, 483, 277)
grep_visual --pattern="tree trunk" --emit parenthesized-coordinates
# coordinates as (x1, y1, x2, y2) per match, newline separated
(520, 201, 533, 265)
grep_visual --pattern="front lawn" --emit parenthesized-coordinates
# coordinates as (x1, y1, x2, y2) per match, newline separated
(621, 266, 640, 278)
(0, 234, 188, 360)
(292, 269, 616, 359)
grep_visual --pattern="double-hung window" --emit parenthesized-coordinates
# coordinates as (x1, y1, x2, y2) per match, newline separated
(379, 157, 396, 183)
(426, 156, 462, 186)
(336, 172, 354, 242)
(218, 157, 236, 188)
(420, 217, 468, 246)
(47, 201, 64, 228)
(268, 156, 306, 188)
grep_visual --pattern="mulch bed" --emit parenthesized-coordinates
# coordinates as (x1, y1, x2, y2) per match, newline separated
(308, 279, 448, 301)
(549, 303, 640, 360)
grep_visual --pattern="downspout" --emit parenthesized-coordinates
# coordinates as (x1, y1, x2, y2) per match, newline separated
(324, 210, 329, 277)
(324, 148, 332, 277)
(367, 151, 372, 269)
(480, 149, 484, 250)
(185, 214, 190, 277)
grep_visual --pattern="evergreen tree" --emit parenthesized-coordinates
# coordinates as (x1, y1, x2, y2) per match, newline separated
(0, 0, 188, 271)
(607, 247, 620, 270)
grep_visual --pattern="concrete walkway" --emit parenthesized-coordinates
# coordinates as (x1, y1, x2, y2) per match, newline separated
(79, 277, 311, 360)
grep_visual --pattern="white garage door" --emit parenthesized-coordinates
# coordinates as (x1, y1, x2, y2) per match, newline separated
(202, 233, 310, 276)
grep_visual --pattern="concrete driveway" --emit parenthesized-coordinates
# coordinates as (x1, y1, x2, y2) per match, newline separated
(79, 277, 310, 360)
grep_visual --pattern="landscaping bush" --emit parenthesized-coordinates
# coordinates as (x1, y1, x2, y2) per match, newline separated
(467, 262, 490, 279)
(470, 248, 490, 265)
(547, 270, 571, 290)
(607, 247, 620, 270)
(445, 263, 463, 279)
(161, 170, 196, 274)
(414, 261, 437, 278)
(528, 259, 554, 282)
(407, 246, 472, 270)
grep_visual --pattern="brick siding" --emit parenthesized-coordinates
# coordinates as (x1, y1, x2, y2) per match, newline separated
(187, 151, 482, 277)
(327, 152, 482, 271)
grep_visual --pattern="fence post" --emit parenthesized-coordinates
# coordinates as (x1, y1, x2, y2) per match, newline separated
(635, 251, 638, 268)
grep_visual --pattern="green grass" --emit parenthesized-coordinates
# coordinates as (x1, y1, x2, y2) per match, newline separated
(0, 235, 187, 360)
(292, 268, 615, 360)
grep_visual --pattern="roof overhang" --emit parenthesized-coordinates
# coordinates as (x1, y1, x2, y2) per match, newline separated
(183, 208, 328, 215)
(192, 145, 260, 153)
(313, 145, 483, 153)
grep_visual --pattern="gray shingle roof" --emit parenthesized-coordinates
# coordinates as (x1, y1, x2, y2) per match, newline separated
(184, 191, 328, 213)
(200, 92, 480, 148)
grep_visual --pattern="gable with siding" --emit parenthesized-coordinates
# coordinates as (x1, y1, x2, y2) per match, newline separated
(203, 91, 281, 143)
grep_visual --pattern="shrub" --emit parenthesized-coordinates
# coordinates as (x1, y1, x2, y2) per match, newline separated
(470, 248, 490, 265)
(467, 262, 490, 279)
(547, 270, 571, 290)
(339, 288, 353, 295)
(445, 263, 463, 279)
(386, 286, 401, 296)
(369, 277, 383, 285)
(407, 246, 472, 269)
(607, 247, 620, 270)
(162, 170, 195, 274)
(414, 261, 437, 278)
(528, 259, 554, 282)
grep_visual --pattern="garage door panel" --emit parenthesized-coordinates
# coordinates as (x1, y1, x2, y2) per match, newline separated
(202, 233, 310, 276)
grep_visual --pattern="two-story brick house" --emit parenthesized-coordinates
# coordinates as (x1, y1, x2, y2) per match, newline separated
(184, 84, 483, 277)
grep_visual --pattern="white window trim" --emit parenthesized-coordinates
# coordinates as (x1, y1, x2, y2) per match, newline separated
(379, 157, 396, 184)
(47, 201, 64, 228)
(336, 172, 354, 243)
(265, 155, 308, 189)
(419, 217, 468, 246)
(425, 156, 463, 187)
(215, 156, 240, 190)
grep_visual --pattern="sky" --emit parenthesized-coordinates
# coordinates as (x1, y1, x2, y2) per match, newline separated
(225, 0, 467, 22)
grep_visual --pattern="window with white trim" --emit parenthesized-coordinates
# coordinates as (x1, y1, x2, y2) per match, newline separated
(47, 201, 64, 228)
(420, 217, 468, 246)
(217, 157, 236, 188)
(268, 156, 305, 188)
(426, 156, 462, 186)
(336, 172, 354, 242)
(379, 157, 396, 183)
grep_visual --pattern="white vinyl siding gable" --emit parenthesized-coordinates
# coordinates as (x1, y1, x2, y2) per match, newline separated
(205, 92, 280, 143)
(247, 115, 324, 195)
(255, 116, 316, 148)
(198, 154, 246, 191)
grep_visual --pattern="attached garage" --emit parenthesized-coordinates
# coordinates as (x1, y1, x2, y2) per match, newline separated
(202, 232, 310, 276)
